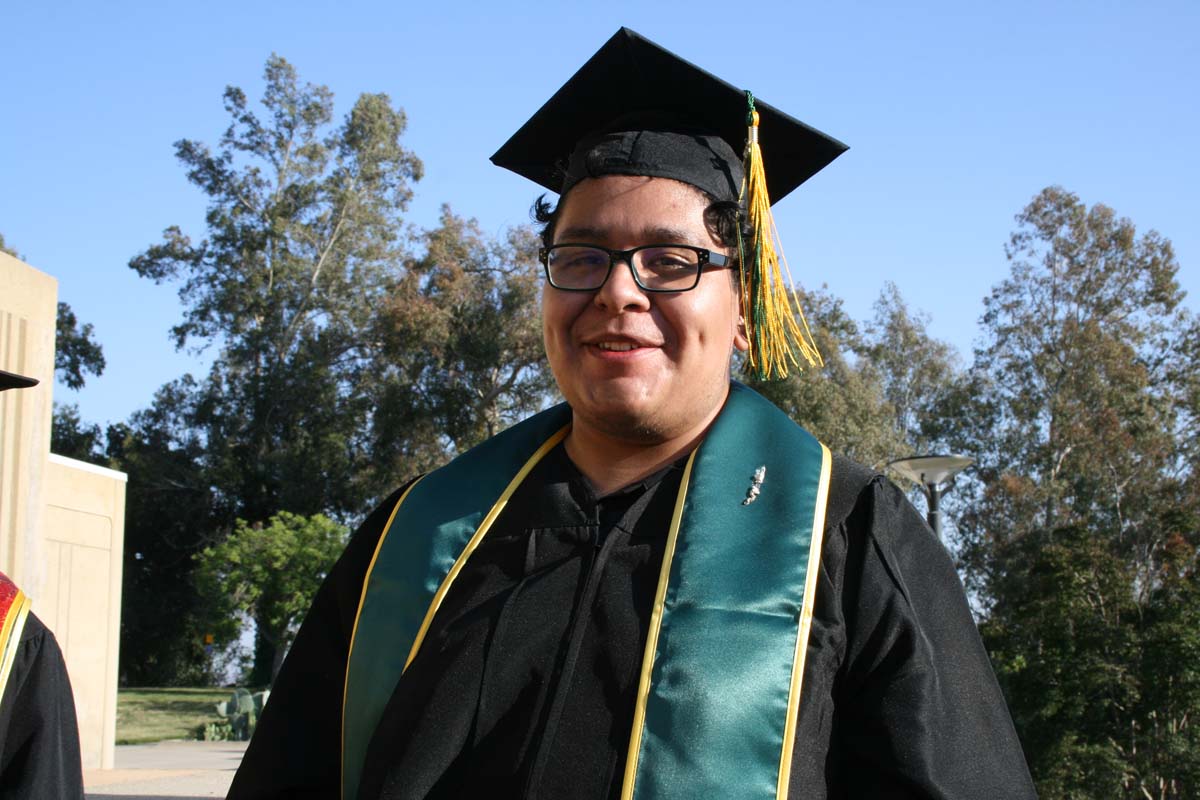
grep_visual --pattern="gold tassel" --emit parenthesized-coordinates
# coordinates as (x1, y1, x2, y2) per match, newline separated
(739, 92, 823, 380)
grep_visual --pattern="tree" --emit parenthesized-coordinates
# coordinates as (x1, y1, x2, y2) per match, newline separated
(0, 234, 106, 391)
(938, 186, 1195, 798)
(745, 284, 959, 471)
(366, 208, 551, 484)
(0, 232, 20, 258)
(128, 54, 423, 683)
(55, 302, 106, 390)
(863, 281, 959, 456)
(127, 55, 552, 684)
(50, 403, 105, 464)
(196, 511, 348, 683)
(130, 53, 424, 515)
(107, 379, 229, 686)
(51, 302, 108, 464)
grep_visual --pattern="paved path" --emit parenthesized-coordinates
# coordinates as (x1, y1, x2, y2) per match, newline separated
(84, 741, 248, 799)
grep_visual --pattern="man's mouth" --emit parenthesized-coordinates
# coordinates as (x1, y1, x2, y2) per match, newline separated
(595, 342, 641, 352)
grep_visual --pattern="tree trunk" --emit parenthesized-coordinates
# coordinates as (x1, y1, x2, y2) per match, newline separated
(249, 610, 277, 687)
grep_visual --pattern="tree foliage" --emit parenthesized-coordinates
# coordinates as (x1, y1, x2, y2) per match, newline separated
(937, 186, 1196, 799)
(105, 63, 1198, 793)
(123, 55, 549, 684)
(55, 302, 106, 390)
(196, 511, 348, 684)
(49, 403, 105, 464)
(126, 54, 425, 683)
(107, 379, 229, 686)
(863, 282, 959, 456)
(0, 232, 19, 258)
(130, 53, 424, 520)
(0, 234, 106, 391)
(746, 283, 958, 470)
(367, 208, 550, 481)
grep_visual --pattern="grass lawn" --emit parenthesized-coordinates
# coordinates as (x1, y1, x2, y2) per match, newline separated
(116, 687, 236, 744)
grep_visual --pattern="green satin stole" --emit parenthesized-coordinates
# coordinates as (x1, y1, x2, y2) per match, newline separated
(342, 382, 831, 800)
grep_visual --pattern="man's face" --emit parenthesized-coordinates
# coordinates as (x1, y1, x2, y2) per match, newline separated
(542, 175, 748, 445)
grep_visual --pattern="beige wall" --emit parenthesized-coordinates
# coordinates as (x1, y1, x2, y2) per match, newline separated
(42, 454, 126, 769)
(0, 253, 126, 770)
(0, 251, 57, 598)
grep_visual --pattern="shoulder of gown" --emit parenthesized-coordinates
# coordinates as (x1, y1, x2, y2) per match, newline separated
(0, 611, 84, 799)
(232, 457, 1039, 800)
(790, 454, 1037, 799)
(228, 482, 414, 799)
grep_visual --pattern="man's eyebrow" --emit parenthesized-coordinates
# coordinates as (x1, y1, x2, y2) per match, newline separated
(555, 226, 699, 244)
(555, 225, 608, 242)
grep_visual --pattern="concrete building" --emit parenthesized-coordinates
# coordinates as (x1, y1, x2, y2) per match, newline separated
(0, 251, 126, 770)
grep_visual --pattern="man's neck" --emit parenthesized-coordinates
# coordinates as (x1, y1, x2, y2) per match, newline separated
(564, 405, 725, 497)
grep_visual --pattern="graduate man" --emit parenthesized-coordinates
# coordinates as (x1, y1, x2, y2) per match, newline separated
(230, 29, 1037, 800)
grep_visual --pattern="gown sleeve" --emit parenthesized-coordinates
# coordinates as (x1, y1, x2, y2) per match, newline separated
(0, 612, 84, 800)
(227, 484, 410, 799)
(792, 458, 1037, 799)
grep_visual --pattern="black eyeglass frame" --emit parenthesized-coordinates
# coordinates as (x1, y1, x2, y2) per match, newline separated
(538, 243, 734, 293)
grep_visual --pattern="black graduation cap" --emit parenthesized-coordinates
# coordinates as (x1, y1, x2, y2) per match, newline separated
(491, 27, 847, 204)
(0, 369, 39, 392)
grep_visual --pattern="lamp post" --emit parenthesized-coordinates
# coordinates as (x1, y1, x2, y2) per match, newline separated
(886, 454, 974, 541)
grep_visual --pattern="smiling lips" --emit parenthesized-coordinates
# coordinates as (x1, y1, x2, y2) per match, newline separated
(585, 334, 661, 354)
(583, 336, 663, 360)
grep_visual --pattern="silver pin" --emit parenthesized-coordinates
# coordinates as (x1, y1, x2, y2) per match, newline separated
(742, 466, 767, 505)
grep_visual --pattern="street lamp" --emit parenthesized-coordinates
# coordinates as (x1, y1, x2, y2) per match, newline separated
(886, 454, 974, 541)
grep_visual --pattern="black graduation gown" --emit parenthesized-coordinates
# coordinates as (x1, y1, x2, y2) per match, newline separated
(0, 611, 84, 799)
(229, 446, 1036, 799)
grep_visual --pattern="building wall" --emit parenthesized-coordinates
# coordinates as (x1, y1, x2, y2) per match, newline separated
(0, 252, 126, 770)
(0, 251, 56, 598)
(41, 454, 126, 769)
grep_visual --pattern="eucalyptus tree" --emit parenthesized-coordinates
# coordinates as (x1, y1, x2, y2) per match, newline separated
(745, 284, 959, 471)
(131, 54, 424, 525)
(129, 55, 424, 682)
(941, 186, 1195, 799)
(127, 55, 555, 684)
(364, 207, 552, 486)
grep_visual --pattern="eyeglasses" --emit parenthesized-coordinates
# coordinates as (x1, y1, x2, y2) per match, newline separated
(539, 243, 734, 293)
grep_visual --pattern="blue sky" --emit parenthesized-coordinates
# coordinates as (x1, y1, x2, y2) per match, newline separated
(3, 0, 1196, 429)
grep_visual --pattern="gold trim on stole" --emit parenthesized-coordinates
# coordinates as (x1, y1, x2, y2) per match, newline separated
(618, 442, 832, 800)
(341, 475, 425, 799)
(619, 449, 699, 800)
(340, 424, 569, 799)
(776, 442, 832, 798)
(402, 425, 569, 672)
(0, 590, 32, 701)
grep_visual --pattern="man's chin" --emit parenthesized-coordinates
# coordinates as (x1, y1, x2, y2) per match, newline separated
(572, 399, 669, 444)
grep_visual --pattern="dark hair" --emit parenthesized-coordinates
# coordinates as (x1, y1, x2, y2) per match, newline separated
(531, 192, 749, 253)
(532, 193, 558, 249)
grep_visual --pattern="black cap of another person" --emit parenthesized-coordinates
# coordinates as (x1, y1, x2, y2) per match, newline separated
(491, 27, 847, 205)
(0, 369, 39, 392)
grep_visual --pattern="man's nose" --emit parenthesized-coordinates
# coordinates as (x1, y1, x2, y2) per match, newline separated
(594, 257, 651, 312)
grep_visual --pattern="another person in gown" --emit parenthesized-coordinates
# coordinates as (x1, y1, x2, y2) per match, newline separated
(0, 367, 85, 799)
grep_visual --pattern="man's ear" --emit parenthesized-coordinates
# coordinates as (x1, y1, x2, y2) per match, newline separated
(730, 263, 749, 352)
(734, 312, 750, 352)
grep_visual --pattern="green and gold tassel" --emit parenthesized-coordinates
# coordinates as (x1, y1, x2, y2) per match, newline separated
(739, 91, 823, 380)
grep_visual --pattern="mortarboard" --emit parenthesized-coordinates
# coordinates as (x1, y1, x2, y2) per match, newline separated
(491, 27, 847, 205)
(492, 27, 847, 380)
